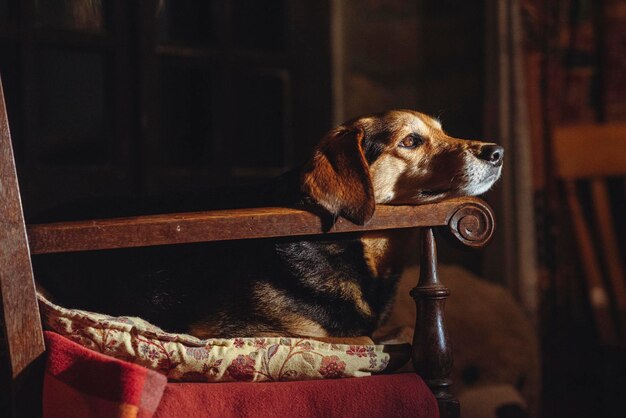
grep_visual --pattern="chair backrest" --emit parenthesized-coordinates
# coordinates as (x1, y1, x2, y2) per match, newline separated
(553, 123, 626, 344)
(0, 78, 46, 417)
(0, 78, 495, 418)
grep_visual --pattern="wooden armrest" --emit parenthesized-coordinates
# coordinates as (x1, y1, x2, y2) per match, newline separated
(26, 197, 494, 254)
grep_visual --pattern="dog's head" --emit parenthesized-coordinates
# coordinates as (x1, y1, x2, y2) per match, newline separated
(302, 110, 503, 225)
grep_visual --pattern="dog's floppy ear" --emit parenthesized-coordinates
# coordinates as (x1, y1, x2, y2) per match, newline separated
(301, 127, 375, 225)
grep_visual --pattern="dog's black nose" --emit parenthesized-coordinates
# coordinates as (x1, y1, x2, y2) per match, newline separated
(478, 144, 504, 166)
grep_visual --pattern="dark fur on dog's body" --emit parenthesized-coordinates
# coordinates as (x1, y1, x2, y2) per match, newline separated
(34, 111, 503, 338)
(34, 170, 404, 338)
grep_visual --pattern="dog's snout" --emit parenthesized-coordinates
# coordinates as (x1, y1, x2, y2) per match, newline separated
(477, 144, 504, 167)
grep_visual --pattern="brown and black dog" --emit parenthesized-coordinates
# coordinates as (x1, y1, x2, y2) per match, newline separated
(34, 110, 503, 340)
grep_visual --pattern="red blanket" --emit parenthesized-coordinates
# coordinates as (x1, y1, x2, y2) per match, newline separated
(43, 331, 167, 418)
(155, 374, 438, 418)
(44, 331, 438, 418)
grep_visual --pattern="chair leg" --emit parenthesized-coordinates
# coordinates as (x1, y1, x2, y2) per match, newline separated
(591, 179, 626, 340)
(565, 180, 617, 344)
(411, 228, 460, 418)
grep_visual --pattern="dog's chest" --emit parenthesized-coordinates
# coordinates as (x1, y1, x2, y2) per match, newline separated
(360, 229, 417, 278)
(269, 230, 415, 334)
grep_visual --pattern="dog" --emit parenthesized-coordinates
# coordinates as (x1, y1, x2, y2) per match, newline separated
(33, 110, 503, 340)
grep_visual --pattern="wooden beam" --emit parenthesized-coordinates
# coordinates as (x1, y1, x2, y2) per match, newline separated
(27, 197, 491, 254)
(0, 79, 45, 379)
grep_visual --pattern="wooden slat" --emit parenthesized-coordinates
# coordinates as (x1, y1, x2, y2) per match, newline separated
(553, 123, 626, 179)
(26, 197, 483, 254)
(565, 181, 617, 344)
(591, 179, 626, 335)
(0, 79, 46, 377)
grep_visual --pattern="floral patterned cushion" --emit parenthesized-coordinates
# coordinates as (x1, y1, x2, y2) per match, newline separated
(38, 294, 390, 382)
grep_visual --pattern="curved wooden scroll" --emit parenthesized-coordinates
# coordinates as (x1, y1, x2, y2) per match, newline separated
(411, 199, 495, 418)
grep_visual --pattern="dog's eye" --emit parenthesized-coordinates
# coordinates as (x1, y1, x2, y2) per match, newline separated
(399, 134, 423, 149)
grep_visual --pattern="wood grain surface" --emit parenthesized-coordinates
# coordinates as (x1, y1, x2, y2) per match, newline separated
(0, 79, 45, 379)
(27, 197, 491, 254)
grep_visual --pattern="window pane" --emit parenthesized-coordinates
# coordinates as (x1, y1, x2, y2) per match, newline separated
(34, 0, 105, 33)
(157, 0, 213, 45)
(231, 72, 289, 169)
(158, 63, 213, 166)
(232, 0, 287, 51)
(36, 48, 110, 164)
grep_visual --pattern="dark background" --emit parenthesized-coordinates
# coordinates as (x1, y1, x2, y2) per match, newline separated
(0, 0, 333, 218)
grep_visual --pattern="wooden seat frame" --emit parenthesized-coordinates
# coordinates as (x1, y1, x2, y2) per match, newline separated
(0, 79, 495, 418)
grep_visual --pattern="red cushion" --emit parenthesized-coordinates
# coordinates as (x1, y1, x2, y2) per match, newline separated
(154, 374, 438, 418)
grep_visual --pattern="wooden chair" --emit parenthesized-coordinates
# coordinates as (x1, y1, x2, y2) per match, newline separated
(0, 79, 496, 418)
(553, 123, 626, 345)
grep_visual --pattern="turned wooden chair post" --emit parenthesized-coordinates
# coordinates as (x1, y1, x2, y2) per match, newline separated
(411, 227, 458, 418)
(412, 202, 495, 418)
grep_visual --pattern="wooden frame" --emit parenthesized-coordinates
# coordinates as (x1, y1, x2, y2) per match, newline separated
(1, 79, 495, 418)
